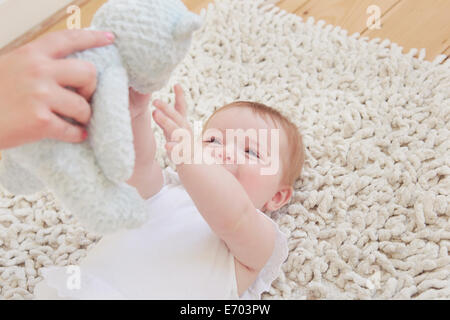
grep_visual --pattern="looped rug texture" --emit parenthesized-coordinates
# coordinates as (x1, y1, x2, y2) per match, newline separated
(0, 0, 449, 299)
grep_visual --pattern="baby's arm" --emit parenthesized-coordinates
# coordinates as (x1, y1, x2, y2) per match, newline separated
(126, 89, 163, 199)
(177, 163, 276, 273)
(153, 84, 275, 273)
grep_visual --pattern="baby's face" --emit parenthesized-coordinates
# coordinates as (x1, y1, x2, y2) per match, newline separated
(202, 107, 292, 212)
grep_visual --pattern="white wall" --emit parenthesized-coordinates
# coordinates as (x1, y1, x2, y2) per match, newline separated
(0, 0, 74, 49)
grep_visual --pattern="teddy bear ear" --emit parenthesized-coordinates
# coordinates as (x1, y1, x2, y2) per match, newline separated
(172, 11, 203, 41)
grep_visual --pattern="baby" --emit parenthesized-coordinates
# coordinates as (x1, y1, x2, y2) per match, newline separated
(33, 84, 305, 299)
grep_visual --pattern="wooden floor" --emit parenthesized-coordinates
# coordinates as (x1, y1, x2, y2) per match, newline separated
(0, 0, 447, 160)
(38, 0, 450, 62)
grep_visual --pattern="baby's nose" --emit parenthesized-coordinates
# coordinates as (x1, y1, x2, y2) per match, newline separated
(214, 144, 234, 164)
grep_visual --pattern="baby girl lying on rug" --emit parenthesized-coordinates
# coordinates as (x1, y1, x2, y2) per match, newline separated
(33, 84, 305, 299)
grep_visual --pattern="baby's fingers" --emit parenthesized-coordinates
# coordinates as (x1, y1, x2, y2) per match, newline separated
(165, 141, 178, 154)
(174, 84, 187, 117)
(152, 109, 178, 141)
(153, 99, 186, 128)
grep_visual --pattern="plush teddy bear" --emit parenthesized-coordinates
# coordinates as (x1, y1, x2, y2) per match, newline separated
(0, 0, 203, 234)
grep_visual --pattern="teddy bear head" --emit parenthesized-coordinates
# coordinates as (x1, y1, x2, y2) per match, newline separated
(91, 0, 203, 93)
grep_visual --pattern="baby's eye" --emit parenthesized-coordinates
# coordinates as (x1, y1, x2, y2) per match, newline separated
(245, 148, 260, 159)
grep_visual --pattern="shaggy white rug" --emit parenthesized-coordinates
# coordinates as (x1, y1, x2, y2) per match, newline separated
(1, 0, 449, 300)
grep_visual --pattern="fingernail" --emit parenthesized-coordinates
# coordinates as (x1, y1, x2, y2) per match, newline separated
(82, 129, 88, 140)
(105, 32, 115, 42)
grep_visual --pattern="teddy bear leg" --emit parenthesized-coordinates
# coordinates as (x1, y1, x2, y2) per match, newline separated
(29, 140, 148, 234)
(0, 153, 45, 195)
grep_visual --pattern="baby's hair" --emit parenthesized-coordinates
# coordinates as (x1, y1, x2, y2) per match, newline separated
(202, 101, 305, 186)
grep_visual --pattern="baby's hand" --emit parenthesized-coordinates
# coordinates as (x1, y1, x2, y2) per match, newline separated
(152, 84, 193, 162)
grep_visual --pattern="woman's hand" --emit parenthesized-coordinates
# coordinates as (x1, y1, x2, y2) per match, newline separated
(0, 29, 115, 150)
(152, 84, 194, 163)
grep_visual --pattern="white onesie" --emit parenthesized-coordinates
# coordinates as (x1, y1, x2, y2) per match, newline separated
(33, 166, 289, 300)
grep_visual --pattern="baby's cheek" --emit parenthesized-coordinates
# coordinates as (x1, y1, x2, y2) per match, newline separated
(239, 164, 273, 198)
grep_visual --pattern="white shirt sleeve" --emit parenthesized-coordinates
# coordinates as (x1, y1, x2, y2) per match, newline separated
(240, 212, 289, 300)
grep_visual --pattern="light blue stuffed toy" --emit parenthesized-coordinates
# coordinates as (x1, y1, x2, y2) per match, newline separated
(0, 0, 203, 234)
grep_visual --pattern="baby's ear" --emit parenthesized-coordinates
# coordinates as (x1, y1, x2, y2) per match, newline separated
(172, 11, 203, 41)
(264, 186, 293, 212)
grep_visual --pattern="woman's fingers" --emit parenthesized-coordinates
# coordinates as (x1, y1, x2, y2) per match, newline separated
(51, 59, 97, 101)
(44, 111, 87, 143)
(48, 86, 92, 125)
(31, 29, 115, 59)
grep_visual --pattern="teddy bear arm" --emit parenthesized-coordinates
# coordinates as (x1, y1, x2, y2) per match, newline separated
(89, 66, 135, 184)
